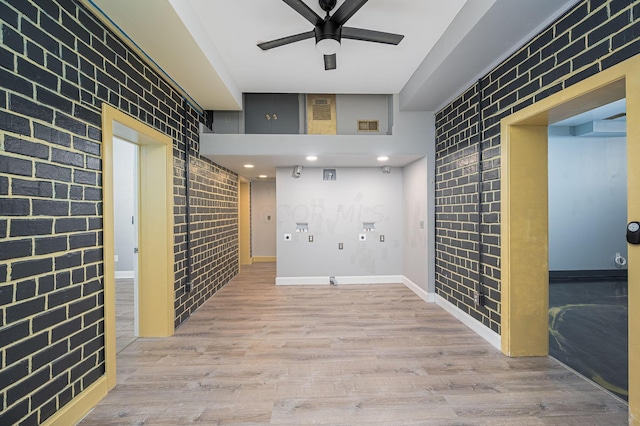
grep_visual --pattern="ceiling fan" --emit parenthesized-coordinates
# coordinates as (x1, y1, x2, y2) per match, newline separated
(258, 0, 404, 70)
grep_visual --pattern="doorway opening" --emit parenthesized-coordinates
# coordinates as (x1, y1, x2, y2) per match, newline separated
(547, 99, 628, 400)
(102, 104, 175, 390)
(500, 54, 640, 419)
(113, 137, 140, 354)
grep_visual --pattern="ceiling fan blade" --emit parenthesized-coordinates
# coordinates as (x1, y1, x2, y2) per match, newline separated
(258, 31, 315, 50)
(330, 0, 368, 26)
(342, 27, 404, 45)
(283, 0, 323, 25)
(324, 54, 336, 70)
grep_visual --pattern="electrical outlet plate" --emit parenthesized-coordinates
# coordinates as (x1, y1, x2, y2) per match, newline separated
(338, 243, 343, 250)
(380, 235, 385, 242)
(308, 235, 314, 242)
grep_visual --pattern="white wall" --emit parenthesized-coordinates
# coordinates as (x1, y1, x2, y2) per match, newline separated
(548, 135, 627, 271)
(402, 157, 429, 290)
(113, 137, 137, 272)
(276, 167, 403, 278)
(251, 181, 276, 257)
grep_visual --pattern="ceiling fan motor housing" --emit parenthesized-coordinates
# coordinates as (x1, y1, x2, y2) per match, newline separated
(315, 20, 341, 43)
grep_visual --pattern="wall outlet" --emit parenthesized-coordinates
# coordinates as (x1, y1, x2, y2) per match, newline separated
(380, 235, 385, 242)
(338, 243, 343, 250)
(309, 235, 314, 242)
(284, 234, 292, 241)
(359, 234, 366, 241)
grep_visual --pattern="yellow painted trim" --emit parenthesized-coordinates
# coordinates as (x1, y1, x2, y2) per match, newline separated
(102, 104, 175, 392)
(501, 54, 640, 422)
(239, 181, 251, 265)
(500, 124, 548, 357)
(252, 256, 276, 263)
(43, 376, 107, 426)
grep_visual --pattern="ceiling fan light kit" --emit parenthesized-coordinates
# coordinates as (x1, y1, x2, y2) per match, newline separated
(258, 0, 404, 70)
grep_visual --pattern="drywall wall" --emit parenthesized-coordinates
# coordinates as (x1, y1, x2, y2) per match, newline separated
(402, 157, 429, 290)
(548, 134, 627, 271)
(276, 167, 403, 278)
(336, 94, 390, 135)
(113, 137, 137, 273)
(251, 181, 277, 257)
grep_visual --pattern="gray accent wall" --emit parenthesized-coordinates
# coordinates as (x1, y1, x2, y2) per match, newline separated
(336, 94, 390, 135)
(548, 134, 627, 271)
(276, 167, 403, 278)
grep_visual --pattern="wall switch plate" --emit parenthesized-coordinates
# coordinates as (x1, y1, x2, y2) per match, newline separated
(114, 255, 119, 262)
(380, 235, 385, 242)
(338, 243, 343, 250)
(359, 234, 366, 241)
(309, 235, 314, 242)
(284, 234, 292, 241)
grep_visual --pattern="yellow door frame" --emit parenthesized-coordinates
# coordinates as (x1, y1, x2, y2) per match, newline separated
(239, 178, 252, 265)
(102, 105, 175, 386)
(501, 55, 640, 421)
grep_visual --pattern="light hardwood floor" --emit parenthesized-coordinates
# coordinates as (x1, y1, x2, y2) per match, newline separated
(81, 263, 628, 425)
(115, 278, 136, 353)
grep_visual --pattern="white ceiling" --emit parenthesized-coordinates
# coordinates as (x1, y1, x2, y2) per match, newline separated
(83, 0, 578, 179)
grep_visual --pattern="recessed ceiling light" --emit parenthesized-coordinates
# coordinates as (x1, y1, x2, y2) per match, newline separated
(306, 155, 318, 161)
(377, 156, 389, 162)
(244, 164, 254, 168)
(259, 175, 267, 178)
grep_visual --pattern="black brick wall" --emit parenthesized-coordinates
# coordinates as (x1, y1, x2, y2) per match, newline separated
(435, 0, 640, 335)
(0, 0, 238, 424)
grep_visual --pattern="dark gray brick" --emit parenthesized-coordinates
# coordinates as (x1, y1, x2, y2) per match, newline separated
(32, 199, 69, 216)
(10, 218, 53, 237)
(9, 93, 54, 122)
(74, 169, 97, 185)
(51, 147, 84, 167)
(36, 162, 72, 182)
(70, 201, 96, 216)
(11, 178, 53, 197)
(4, 136, 49, 159)
(34, 122, 71, 147)
(0, 109, 31, 136)
(0, 238, 31, 260)
(0, 154, 32, 176)
(0, 198, 30, 216)
(35, 235, 68, 255)
(55, 217, 86, 233)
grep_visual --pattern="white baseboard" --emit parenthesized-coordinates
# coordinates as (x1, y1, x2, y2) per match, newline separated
(335, 275, 403, 285)
(402, 276, 435, 303)
(435, 294, 501, 350)
(276, 276, 329, 285)
(115, 271, 134, 279)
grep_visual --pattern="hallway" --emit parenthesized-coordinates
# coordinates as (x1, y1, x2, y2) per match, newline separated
(80, 263, 627, 425)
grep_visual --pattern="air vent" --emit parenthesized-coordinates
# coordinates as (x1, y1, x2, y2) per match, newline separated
(357, 120, 380, 132)
(312, 98, 332, 121)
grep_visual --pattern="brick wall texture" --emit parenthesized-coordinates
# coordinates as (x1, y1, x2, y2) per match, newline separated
(0, 0, 239, 424)
(435, 0, 640, 335)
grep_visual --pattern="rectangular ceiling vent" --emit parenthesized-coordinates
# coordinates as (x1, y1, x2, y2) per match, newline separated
(357, 120, 380, 132)
(312, 98, 332, 121)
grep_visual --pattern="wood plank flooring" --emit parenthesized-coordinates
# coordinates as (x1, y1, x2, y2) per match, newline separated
(115, 278, 136, 353)
(80, 263, 628, 425)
